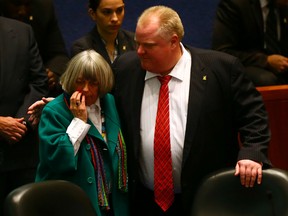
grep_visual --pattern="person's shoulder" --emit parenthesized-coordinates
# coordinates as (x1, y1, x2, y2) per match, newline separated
(103, 93, 115, 101)
(72, 28, 95, 47)
(119, 29, 135, 38)
(0, 16, 28, 27)
(0, 17, 32, 32)
(114, 50, 138, 64)
(186, 45, 239, 62)
(45, 94, 65, 109)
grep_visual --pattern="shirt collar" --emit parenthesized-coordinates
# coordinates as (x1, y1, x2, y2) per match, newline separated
(87, 98, 101, 113)
(260, 0, 269, 8)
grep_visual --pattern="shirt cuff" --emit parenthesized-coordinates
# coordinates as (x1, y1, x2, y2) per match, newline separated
(66, 117, 91, 155)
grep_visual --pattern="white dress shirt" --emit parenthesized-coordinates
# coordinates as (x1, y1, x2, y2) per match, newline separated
(260, 0, 281, 40)
(139, 43, 192, 193)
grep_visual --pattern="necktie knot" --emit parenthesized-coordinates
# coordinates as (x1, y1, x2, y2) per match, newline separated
(158, 75, 171, 86)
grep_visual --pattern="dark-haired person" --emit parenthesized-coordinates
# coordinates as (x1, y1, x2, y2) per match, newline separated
(212, 0, 288, 86)
(71, 0, 136, 64)
(0, 0, 70, 96)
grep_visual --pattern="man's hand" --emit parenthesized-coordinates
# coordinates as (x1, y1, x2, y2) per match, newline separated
(27, 97, 54, 127)
(267, 54, 288, 73)
(0, 116, 27, 144)
(235, 159, 263, 187)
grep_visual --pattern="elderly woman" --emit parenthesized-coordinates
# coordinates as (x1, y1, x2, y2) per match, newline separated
(35, 50, 129, 216)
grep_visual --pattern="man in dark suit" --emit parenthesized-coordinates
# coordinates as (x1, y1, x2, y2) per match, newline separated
(0, 16, 48, 214)
(71, 0, 136, 64)
(212, 0, 288, 86)
(0, 0, 70, 96)
(113, 5, 271, 216)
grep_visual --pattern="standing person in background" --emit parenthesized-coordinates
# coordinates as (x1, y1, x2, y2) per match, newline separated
(0, 16, 48, 215)
(71, 0, 136, 64)
(0, 0, 70, 96)
(35, 50, 129, 216)
(212, 0, 288, 86)
(113, 5, 271, 216)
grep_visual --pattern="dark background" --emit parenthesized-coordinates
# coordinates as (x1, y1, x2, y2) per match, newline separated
(53, 0, 220, 54)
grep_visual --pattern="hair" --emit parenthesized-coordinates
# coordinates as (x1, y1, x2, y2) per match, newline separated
(137, 5, 184, 41)
(60, 50, 114, 97)
(88, 0, 125, 11)
(88, 0, 100, 11)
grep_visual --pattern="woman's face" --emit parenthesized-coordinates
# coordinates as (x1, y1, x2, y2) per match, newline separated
(74, 77, 99, 106)
(90, 0, 125, 35)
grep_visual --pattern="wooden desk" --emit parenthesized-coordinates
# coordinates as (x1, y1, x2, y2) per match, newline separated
(257, 85, 288, 170)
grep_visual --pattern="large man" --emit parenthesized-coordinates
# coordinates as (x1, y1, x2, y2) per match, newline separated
(0, 16, 48, 214)
(113, 5, 271, 216)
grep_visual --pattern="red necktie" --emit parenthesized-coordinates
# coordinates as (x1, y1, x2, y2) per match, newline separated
(154, 75, 174, 212)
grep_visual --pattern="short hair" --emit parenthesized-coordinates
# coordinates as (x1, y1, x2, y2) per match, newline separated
(137, 5, 184, 41)
(60, 50, 114, 97)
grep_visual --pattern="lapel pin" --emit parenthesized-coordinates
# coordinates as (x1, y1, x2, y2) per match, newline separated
(203, 75, 207, 81)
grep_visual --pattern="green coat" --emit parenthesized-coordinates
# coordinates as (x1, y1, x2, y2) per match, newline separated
(35, 93, 129, 216)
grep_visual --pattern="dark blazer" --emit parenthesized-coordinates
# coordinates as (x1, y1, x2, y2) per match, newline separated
(28, 0, 69, 76)
(212, 0, 288, 68)
(0, 17, 48, 171)
(112, 46, 271, 215)
(71, 26, 136, 65)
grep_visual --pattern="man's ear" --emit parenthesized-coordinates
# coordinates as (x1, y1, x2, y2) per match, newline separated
(170, 34, 179, 49)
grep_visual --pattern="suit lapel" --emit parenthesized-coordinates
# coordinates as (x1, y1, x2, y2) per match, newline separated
(0, 18, 17, 92)
(87, 95, 120, 150)
(131, 68, 146, 157)
(250, 0, 264, 35)
(182, 48, 208, 166)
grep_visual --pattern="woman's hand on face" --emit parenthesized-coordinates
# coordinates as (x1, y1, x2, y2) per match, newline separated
(70, 91, 88, 122)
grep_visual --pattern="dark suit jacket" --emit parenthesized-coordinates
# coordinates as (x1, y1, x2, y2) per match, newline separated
(0, 17, 48, 171)
(212, 0, 288, 68)
(112, 46, 271, 215)
(28, 0, 69, 76)
(71, 26, 136, 65)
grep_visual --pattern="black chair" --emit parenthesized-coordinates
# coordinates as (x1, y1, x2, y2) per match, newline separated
(4, 180, 97, 216)
(191, 168, 288, 216)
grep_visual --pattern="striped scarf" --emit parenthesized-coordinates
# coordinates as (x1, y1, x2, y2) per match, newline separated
(63, 93, 128, 210)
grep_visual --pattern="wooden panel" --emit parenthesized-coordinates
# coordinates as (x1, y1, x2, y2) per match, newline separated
(257, 85, 288, 170)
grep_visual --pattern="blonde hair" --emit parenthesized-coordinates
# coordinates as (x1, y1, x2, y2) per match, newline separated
(137, 5, 184, 41)
(60, 50, 114, 97)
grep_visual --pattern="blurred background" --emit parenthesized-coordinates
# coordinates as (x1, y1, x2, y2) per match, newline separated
(53, 0, 219, 53)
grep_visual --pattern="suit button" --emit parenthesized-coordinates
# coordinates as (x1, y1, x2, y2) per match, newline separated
(86, 144, 91, 150)
(87, 177, 93, 184)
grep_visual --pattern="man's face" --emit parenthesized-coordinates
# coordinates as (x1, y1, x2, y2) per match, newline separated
(135, 17, 176, 75)
(89, 0, 125, 35)
(2, 0, 32, 23)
